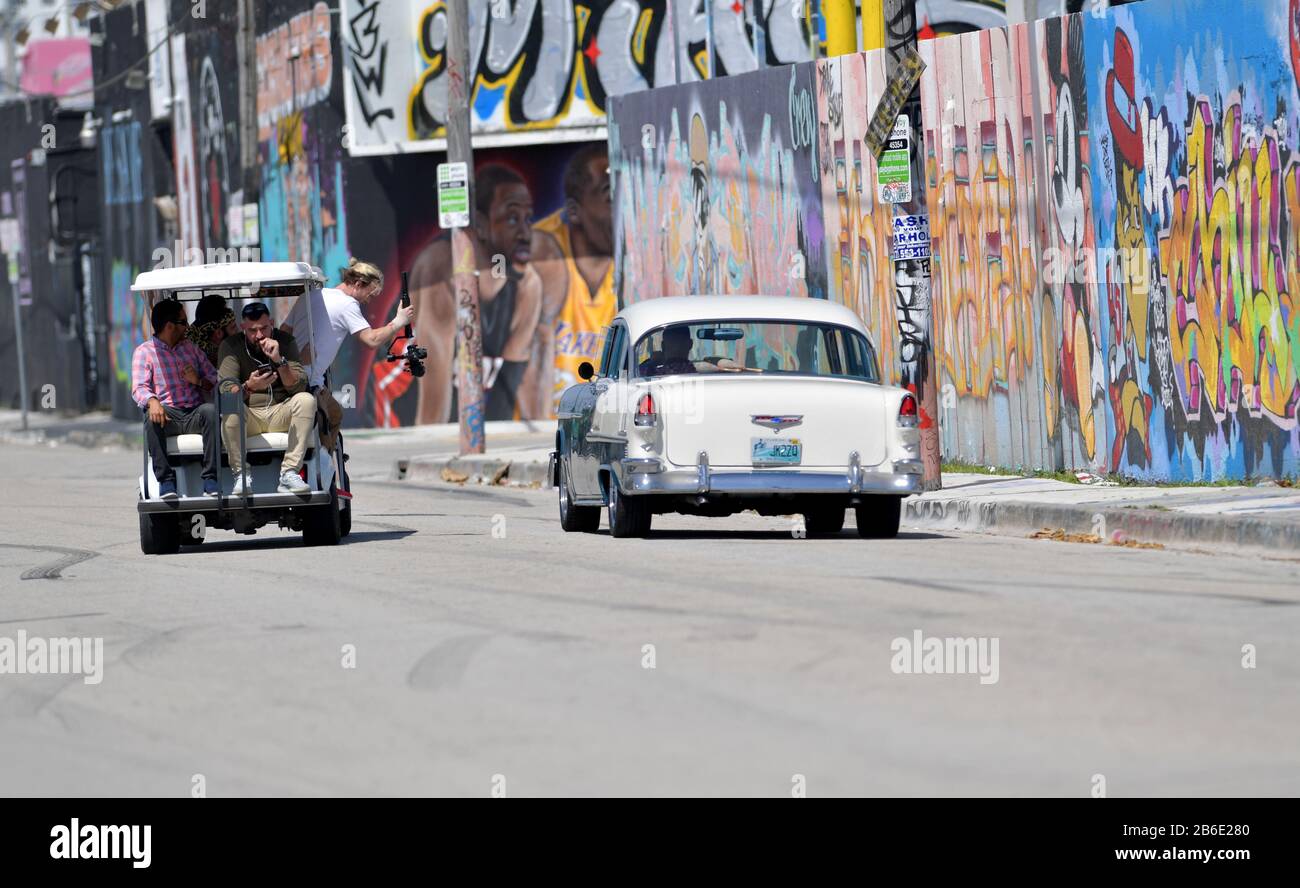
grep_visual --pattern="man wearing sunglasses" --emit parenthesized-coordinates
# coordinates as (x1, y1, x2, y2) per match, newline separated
(131, 299, 221, 499)
(217, 301, 315, 495)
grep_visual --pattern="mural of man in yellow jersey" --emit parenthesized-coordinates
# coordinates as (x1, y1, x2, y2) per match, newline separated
(519, 144, 617, 419)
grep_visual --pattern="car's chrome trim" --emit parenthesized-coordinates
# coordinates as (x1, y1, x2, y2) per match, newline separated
(891, 459, 925, 475)
(751, 414, 804, 430)
(621, 466, 922, 496)
(586, 431, 627, 443)
(138, 491, 331, 513)
(696, 451, 710, 493)
(620, 457, 663, 475)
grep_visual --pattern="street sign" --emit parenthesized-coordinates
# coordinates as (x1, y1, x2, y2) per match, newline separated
(865, 45, 926, 159)
(437, 161, 470, 229)
(892, 214, 931, 261)
(877, 116, 911, 204)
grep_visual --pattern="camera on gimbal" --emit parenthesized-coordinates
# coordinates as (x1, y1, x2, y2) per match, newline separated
(385, 270, 426, 377)
(388, 342, 427, 378)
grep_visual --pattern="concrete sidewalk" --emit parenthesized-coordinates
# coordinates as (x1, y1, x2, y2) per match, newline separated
(402, 444, 1300, 557)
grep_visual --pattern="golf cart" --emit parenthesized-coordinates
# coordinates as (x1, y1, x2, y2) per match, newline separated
(132, 261, 352, 554)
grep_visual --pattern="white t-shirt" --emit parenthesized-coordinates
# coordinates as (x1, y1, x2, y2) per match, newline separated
(284, 287, 370, 388)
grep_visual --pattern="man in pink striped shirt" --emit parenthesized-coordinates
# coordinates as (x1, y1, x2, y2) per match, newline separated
(131, 299, 220, 499)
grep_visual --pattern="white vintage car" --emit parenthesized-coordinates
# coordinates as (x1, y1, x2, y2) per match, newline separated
(549, 296, 924, 538)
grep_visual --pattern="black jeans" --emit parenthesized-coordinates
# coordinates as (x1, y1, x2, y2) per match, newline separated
(144, 402, 219, 483)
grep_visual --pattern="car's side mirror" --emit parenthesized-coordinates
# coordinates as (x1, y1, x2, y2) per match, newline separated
(578, 361, 595, 381)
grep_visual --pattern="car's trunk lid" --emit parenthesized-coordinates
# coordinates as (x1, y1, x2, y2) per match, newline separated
(657, 375, 889, 468)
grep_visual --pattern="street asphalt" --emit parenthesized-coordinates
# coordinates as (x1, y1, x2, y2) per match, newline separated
(1, 435, 1298, 796)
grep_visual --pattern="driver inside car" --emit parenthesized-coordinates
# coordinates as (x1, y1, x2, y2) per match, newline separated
(638, 324, 701, 377)
(638, 324, 751, 377)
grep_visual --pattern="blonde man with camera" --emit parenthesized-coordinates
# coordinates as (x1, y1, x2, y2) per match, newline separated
(282, 258, 415, 452)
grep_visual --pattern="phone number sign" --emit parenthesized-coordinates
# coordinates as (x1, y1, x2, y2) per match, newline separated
(892, 214, 931, 261)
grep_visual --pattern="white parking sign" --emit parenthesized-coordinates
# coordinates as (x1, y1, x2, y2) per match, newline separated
(437, 162, 470, 229)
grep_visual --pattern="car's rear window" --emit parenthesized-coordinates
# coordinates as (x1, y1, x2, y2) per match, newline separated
(634, 320, 880, 382)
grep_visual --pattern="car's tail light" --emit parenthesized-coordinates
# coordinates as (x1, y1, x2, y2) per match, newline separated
(635, 392, 657, 427)
(898, 393, 918, 428)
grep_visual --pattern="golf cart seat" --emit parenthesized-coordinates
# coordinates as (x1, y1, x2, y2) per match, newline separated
(166, 432, 295, 456)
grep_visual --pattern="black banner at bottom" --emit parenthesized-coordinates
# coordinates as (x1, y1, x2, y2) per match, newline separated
(0, 800, 1284, 873)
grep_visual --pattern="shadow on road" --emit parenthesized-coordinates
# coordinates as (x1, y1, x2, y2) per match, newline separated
(169, 528, 417, 553)
(626, 529, 955, 541)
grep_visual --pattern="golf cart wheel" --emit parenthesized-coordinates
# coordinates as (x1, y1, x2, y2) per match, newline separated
(855, 496, 902, 539)
(139, 511, 180, 555)
(558, 460, 600, 533)
(804, 504, 846, 535)
(607, 477, 650, 538)
(303, 483, 342, 546)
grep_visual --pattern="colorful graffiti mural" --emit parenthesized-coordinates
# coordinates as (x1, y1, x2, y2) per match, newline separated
(921, 23, 1062, 470)
(341, 0, 817, 153)
(610, 62, 822, 304)
(1086, 0, 1300, 479)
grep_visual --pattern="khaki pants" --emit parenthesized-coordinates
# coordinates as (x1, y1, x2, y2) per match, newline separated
(222, 391, 317, 474)
(316, 386, 343, 453)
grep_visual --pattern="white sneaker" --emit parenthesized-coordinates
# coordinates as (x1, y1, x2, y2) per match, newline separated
(230, 475, 250, 496)
(278, 471, 310, 494)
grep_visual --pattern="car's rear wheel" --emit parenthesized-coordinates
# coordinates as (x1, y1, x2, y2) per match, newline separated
(303, 483, 342, 546)
(558, 461, 600, 533)
(608, 476, 651, 538)
(855, 496, 902, 539)
(804, 505, 846, 535)
(139, 511, 180, 555)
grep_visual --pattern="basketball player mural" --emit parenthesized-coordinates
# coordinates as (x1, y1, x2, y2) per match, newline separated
(519, 145, 617, 419)
(409, 164, 543, 424)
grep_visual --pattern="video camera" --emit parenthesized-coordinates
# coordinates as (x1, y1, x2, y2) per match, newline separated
(386, 271, 427, 378)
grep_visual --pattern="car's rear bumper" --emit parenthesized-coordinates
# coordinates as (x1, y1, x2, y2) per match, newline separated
(617, 456, 922, 496)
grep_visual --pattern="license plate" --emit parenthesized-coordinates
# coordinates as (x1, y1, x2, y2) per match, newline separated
(751, 436, 802, 465)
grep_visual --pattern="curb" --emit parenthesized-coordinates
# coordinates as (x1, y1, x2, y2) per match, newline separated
(904, 495, 1300, 556)
(400, 455, 550, 488)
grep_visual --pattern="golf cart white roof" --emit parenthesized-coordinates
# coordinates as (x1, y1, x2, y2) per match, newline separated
(618, 295, 872, 343)
(131, 262, 324, 294)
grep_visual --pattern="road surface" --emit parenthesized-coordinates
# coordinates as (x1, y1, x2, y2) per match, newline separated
(1, 437, 1297, 796)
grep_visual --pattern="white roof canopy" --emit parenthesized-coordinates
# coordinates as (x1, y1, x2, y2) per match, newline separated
(131, 262, 325, 294)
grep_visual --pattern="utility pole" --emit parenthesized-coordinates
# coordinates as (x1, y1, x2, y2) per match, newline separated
(861, 0, 884, 51)
(823, 0, 857, 56)
(446, 0, 484, 454)
(236, 0, 259, 200)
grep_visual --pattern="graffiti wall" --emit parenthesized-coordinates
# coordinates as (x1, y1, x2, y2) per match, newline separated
(1084, 0, 1300, 480)
(919, 17, 1102, 471)
(610, 62, 823, 303)
(913, 0, 1299, 480)
(340, 0, 817, 154)
(98, 6, 168, 419)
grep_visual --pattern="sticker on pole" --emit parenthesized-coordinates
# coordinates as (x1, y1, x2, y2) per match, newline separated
(892, 214, 930, 261)
(877, 116, 911, 204)
(437, 162, 470, 229)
